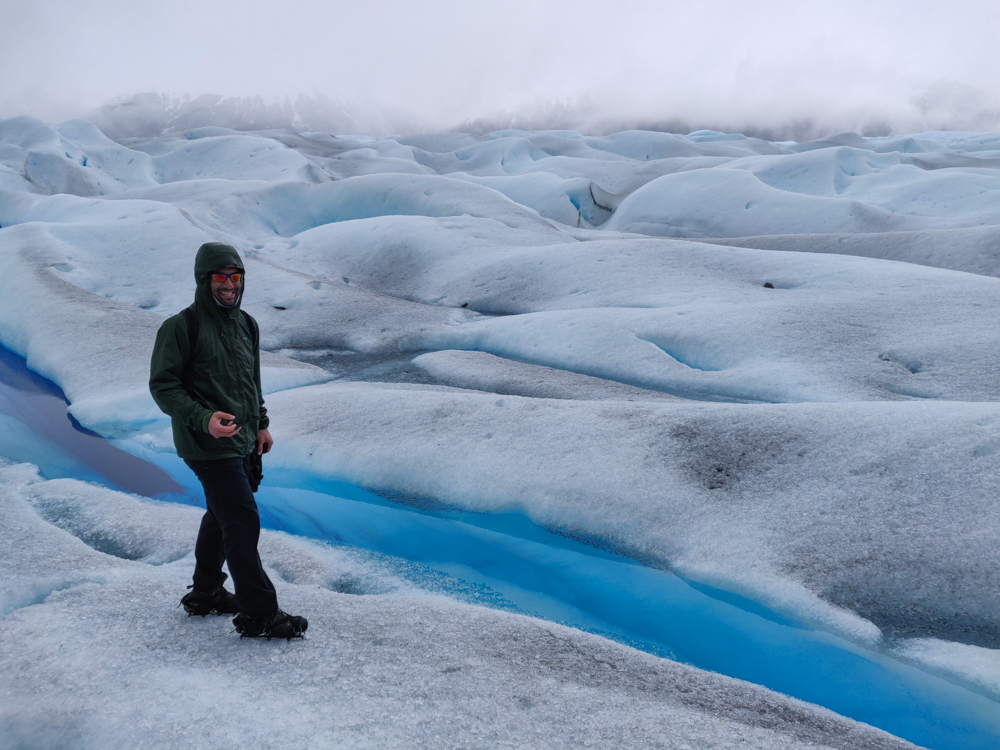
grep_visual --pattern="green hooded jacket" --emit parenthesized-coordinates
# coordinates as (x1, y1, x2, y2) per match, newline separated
(149, 242, 268, 461)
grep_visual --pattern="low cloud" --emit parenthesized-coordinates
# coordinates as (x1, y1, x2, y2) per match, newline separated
(2, 0, 998, 138)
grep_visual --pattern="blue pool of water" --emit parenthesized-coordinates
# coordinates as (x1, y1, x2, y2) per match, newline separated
(3, 343, 1000, 750)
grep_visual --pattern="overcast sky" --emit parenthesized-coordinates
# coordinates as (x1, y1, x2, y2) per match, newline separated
(2, 0, 999, 133)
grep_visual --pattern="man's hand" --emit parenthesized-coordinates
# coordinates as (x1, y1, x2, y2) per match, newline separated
(208, 412, 242, 439)
(257, 427, 274, 456)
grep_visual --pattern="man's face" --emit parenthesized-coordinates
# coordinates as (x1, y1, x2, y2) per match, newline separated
(210, 266, 243, 307)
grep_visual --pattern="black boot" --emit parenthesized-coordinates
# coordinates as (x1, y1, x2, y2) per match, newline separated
(232, 609, 308, 640)
(180, 573, 240, 616)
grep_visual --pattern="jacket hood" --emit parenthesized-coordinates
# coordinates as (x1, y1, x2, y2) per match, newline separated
(194, 242, 245, 315)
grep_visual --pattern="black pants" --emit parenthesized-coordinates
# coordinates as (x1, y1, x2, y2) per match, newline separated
(184, 453, 278, 617)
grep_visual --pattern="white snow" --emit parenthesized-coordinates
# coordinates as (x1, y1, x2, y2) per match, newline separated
(3, 113, 1000, 746)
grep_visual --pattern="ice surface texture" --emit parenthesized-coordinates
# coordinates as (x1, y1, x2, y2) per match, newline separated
(0, 465, 918, 750)
(4, 361, 997, 748)
(3, 114, 1000, 745)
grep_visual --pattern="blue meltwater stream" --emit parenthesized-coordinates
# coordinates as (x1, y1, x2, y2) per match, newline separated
(2, 343, 1000, 750)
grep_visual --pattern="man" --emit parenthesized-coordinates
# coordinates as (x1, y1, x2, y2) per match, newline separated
(149, 242, 307, 640)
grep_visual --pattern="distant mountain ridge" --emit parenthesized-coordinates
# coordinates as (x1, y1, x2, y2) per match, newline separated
(85, 79, 1000, 145)
(88, 92, 436, 142)
(90, 92, 842, 143)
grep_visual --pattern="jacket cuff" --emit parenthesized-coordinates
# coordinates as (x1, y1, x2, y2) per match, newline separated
(258, 415, 269, 430)
(200, 411, 213, 433)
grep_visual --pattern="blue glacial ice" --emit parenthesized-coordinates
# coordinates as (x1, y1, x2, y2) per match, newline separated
(3, 340, 1000, 749)
(5, 114, 1000, 748)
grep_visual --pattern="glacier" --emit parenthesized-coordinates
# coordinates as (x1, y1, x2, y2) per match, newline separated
(3, 113, 1000, 748)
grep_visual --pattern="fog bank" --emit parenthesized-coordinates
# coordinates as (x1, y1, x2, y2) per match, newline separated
(2, 0, 999, 138)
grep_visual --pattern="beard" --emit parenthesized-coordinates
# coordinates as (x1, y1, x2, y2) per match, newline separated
(212, 288, 241, 308)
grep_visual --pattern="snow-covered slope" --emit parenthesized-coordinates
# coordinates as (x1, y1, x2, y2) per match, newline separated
(3, 114, 1000, 747)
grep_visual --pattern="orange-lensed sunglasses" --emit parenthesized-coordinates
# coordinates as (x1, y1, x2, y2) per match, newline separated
(210, 271, 243, 283)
